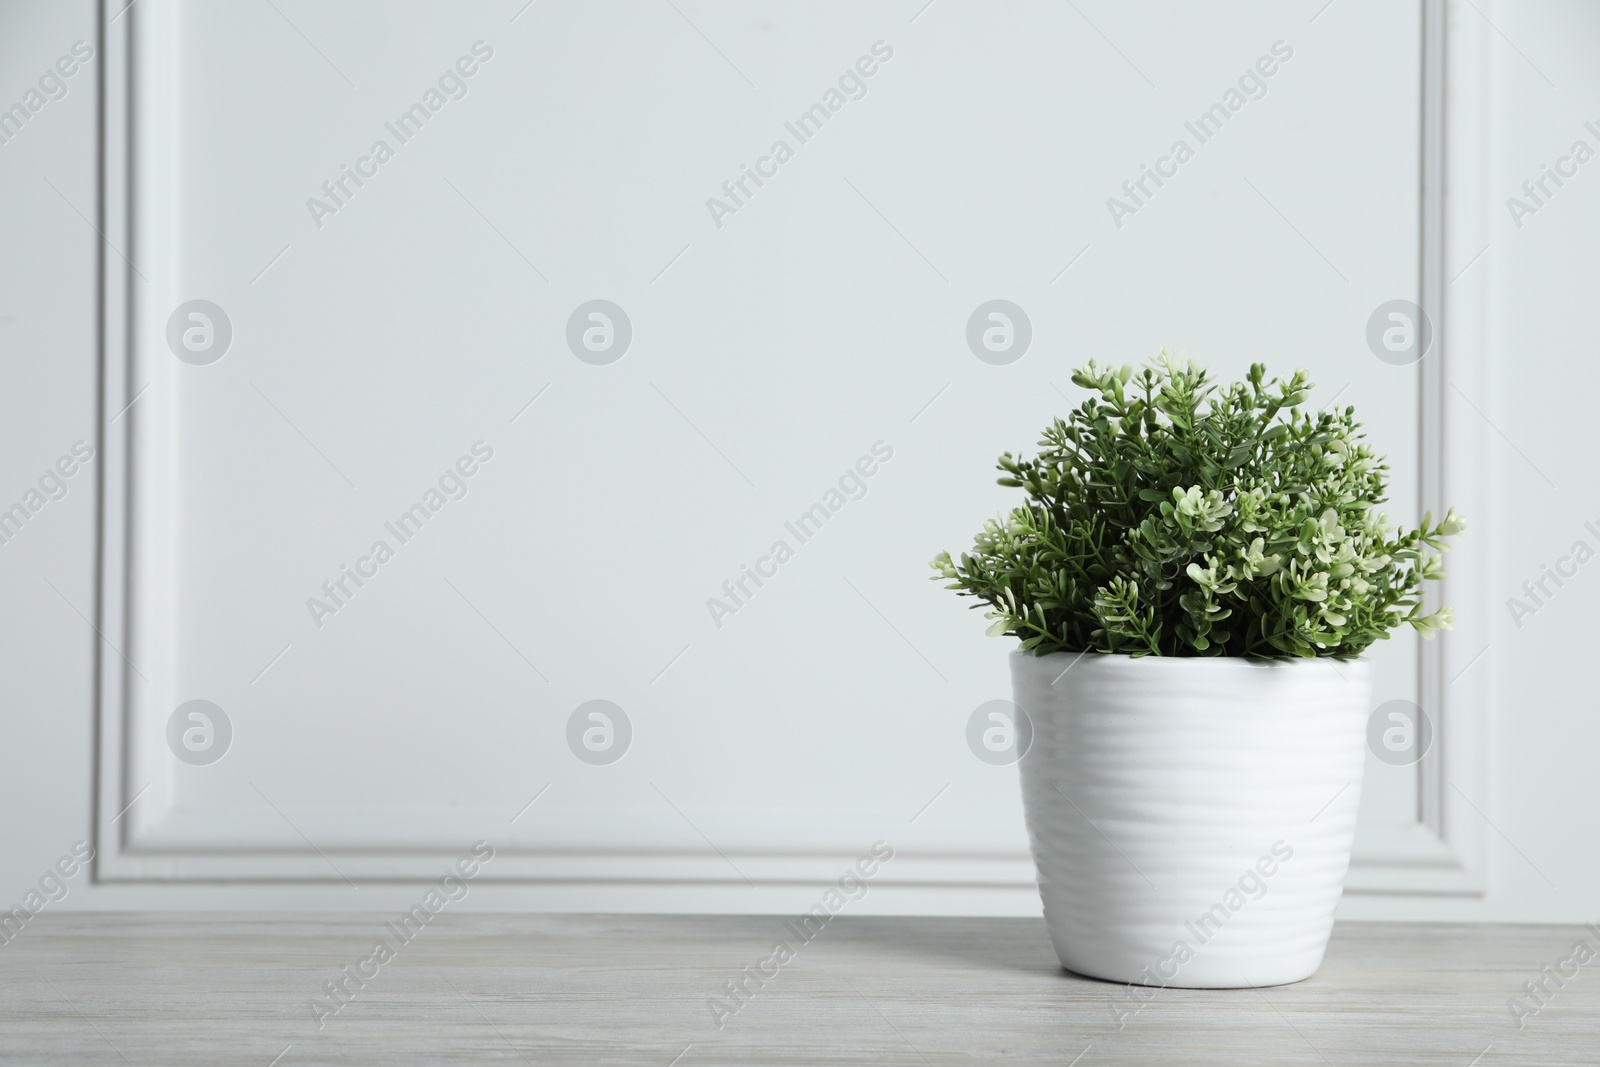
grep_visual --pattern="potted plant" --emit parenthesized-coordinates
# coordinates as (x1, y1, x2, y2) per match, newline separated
(932, 354, 1462, 988)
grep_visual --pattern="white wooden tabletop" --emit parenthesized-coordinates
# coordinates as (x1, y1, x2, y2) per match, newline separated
(1, 914, 1590, 1064)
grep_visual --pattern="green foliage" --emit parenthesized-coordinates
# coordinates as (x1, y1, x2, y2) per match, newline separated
(931, 353, 1463, 658)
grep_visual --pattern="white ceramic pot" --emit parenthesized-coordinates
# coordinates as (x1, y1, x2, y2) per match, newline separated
(1012, 651, 1371, 989)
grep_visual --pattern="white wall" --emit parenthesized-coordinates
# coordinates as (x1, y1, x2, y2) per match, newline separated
(0, 0, 1594, 920)
(1362, 0, 1600, 924)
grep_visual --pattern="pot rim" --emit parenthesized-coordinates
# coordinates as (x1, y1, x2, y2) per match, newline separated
(1010, 649, 1370, 672)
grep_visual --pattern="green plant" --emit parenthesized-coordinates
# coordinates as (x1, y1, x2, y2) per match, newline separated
(931, 353, 1463, 658)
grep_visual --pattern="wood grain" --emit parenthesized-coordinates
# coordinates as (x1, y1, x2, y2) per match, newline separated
(0, 915, 1592, 1064)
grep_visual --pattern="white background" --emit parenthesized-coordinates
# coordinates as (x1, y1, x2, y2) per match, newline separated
(0, 0, 1595, 921)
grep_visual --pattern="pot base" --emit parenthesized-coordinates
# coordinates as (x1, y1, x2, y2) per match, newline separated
(1056, 946, 1328, 990)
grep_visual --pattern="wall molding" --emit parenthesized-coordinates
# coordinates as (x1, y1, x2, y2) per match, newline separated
(93, 0, 1491, 898)
(1346, 0, 1490, 897)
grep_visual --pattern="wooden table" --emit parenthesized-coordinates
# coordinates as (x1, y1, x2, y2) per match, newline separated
(2, 914, 1592, 1064)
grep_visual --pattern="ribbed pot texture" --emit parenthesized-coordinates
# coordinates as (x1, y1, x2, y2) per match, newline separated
(1012, 651, 1371, 988)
